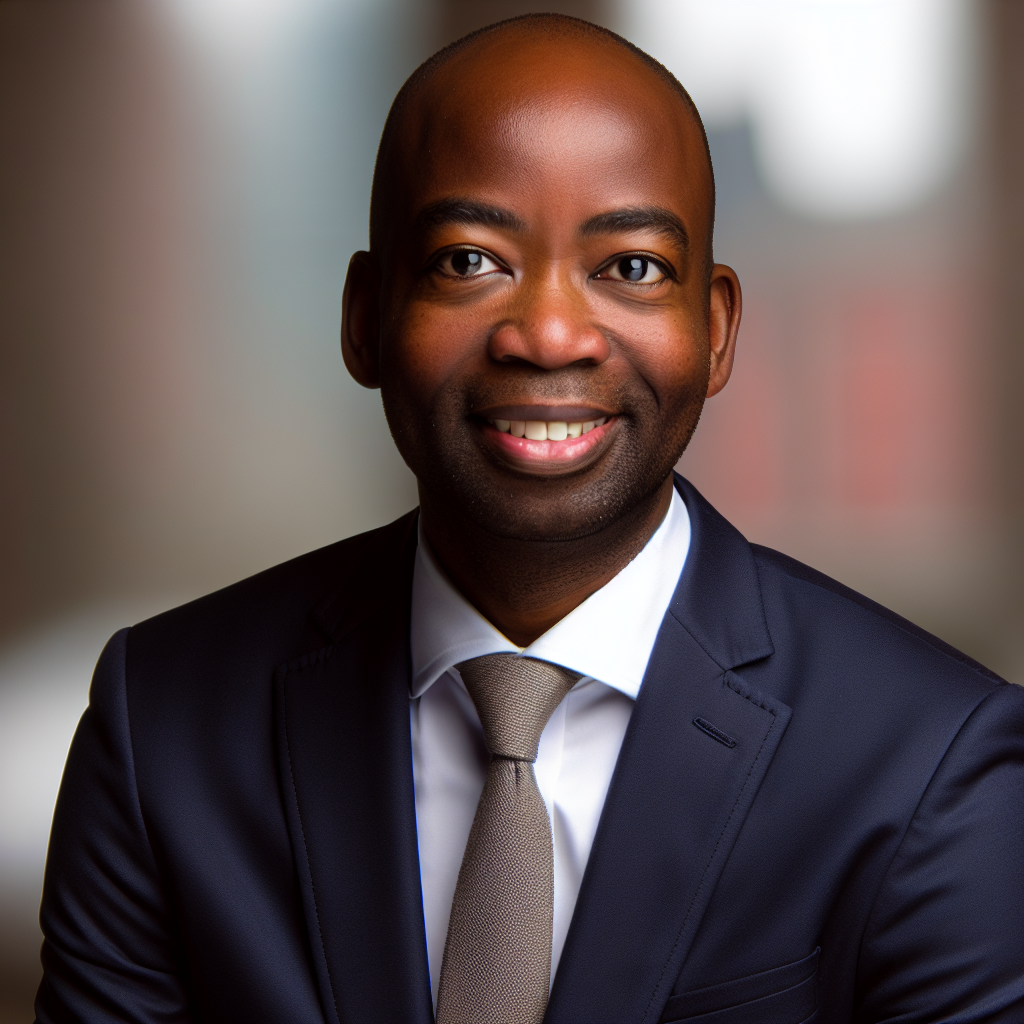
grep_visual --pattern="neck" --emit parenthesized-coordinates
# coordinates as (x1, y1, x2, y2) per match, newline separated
(420, 475, 675, 647)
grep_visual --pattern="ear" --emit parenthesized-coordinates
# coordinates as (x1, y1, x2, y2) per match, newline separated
(706, 264, 742, 398)
(341, 250, 382, 388)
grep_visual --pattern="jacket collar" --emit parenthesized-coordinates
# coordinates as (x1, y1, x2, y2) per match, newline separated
(308, 510, 419, 644)
(546, 476, 788, 1023)
(276, 511, 432, 1023)
(668, 473, 774, 670)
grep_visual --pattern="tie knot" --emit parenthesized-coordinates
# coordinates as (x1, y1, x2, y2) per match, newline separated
(455, 654, 580, 761)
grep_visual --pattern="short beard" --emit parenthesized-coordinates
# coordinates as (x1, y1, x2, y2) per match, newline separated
(383, 368, 706, 545)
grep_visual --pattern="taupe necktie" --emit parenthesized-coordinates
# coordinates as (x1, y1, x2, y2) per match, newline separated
(435, 654, 580, 1024)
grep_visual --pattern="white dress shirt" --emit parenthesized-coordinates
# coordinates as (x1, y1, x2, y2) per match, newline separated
(410, 487, 691, 1007)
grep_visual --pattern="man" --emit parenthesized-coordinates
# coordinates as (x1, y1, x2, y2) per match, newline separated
(36, 15, 1023, 1024)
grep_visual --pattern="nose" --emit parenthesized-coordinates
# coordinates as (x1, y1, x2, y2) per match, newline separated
(487, 270, 611, 369)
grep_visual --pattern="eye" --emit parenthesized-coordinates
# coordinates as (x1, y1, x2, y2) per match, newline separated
(598, 255, 668, 285)
(435, 249, 503, 279)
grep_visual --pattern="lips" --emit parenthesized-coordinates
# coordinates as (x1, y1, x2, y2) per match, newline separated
(475, 407, 617, 471)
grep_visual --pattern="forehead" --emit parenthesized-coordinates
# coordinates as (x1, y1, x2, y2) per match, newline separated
(395, 34, 711, 227)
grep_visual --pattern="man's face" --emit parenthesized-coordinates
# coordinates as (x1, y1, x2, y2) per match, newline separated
(350, 34, 736, 542)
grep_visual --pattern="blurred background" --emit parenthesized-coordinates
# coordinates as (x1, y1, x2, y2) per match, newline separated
(1, 0, 1021, 1017)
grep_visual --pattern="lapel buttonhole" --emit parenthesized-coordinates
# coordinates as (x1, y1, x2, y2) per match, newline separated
(693, 717, 737, 748)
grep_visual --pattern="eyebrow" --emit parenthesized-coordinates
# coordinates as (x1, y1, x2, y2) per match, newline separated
(415, 197, 525, 234)
(414, 198, 691, 257)
(579, 207, 690, 255)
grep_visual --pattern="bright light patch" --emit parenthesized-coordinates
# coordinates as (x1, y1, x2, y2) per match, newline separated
(624, 0, 972, 219)
(164, 0, 345, 60)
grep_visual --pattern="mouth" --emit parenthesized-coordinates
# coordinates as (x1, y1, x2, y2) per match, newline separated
(473, 405, 617, 473)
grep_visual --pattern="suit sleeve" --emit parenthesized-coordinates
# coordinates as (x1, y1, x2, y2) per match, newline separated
(856, 681, 1024, 1024)
(35, 628, 192, 1024)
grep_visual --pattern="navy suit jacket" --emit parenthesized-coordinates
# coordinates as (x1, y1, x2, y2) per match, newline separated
(36, 477, 1024, 1023)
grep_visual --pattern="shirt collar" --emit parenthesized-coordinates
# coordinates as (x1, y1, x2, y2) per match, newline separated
(410, 488, 691, 701)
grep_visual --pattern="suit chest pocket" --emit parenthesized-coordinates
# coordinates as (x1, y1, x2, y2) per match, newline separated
(659, 947, 819, 1024)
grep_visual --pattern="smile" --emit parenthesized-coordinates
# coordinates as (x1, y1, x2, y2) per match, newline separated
(475, 408, 617, 472)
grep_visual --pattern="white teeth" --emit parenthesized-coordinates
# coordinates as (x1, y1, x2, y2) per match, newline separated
(488, 417, 609, 439)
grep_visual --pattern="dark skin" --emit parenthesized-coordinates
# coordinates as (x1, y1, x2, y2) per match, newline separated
(343, 27, 741, 646)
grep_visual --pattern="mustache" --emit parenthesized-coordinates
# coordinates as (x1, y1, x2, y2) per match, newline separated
(456, 367, 641, 416)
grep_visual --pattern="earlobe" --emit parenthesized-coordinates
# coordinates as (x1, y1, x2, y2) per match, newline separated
(706, 264, 742, 399)
(341, 251, 383, 389)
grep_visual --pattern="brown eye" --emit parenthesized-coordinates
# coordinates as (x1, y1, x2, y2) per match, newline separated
(600, 255, 667, 284)
(452, 251, 481, 275)
(437, 249, 501, 278)
(622, 257, 647, 281)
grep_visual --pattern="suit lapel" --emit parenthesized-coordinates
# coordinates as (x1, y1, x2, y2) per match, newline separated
(275, 513, 434, 1024)
(546, 478, 791, 1024)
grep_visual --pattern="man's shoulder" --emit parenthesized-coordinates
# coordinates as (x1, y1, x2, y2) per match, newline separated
(675, 475, 1008, 707)
(125, 510, 418, 685)
(748, 542, 1009, 710)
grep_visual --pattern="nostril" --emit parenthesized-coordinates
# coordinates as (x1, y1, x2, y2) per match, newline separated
(494, 353, 537, 367)
(487, 321, 611, 371)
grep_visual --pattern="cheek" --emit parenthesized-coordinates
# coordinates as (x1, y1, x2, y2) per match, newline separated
(603, 306, 710, 410)
(381, 303, 471, 408)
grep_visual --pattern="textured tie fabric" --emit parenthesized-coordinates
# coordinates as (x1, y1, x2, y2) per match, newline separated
(435, 654, 581, 1024)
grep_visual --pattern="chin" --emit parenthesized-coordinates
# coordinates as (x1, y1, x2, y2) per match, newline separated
(435, 458, 670, 544)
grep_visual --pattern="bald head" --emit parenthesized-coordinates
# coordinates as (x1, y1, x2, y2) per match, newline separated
(369, 14, 715, 273)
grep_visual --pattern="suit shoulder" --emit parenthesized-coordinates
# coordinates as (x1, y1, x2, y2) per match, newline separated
(128, 510, 417, 668)
(750, 543, 1007, 695)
